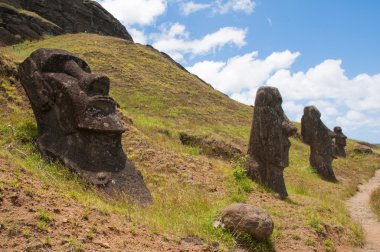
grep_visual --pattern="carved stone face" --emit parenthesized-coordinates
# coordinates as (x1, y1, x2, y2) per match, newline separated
(24, 50, 124, 134)
(252, 87, 297, 168)
(334, 126, 347, 146)
(19, 49, 152, 204)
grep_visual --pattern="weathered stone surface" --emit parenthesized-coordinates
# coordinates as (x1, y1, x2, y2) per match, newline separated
(333, 126, 347, 158)
(301, 106, 337, 182)
(0, 0, 133, 46)
(246, 86, 297, 199)
(354, 145, 373, 154)
(19, 48, 152, 205)
(220, 203, 274, 240)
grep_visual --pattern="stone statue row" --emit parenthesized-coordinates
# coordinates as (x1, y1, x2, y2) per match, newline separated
(19, 49, 347, 204)
(246, 86, 347, 199)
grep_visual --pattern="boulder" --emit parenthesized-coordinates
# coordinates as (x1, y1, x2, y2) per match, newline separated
(220, 203, 274, 240)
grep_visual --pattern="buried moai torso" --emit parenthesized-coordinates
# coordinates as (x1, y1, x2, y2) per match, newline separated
(246, 86, 297, 199)
(301, 106, 337, 182)
(19, 48, 152, 204)
(334, 126, 347, 158)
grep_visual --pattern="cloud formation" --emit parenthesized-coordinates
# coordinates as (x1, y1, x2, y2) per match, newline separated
(97, 0, 167, 25)
(151, 23, 247, 61)
(181, 2, 212, 15)
(187, 52, 380, 141)
(180, 0, 255, 15)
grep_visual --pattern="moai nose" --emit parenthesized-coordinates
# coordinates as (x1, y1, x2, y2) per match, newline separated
(81, 74, 110, 96)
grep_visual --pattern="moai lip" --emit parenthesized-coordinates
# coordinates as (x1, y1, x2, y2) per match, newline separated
(19, 48, 152, 205)
(301, 106, 337, 182)
(246, 86, 297, 199)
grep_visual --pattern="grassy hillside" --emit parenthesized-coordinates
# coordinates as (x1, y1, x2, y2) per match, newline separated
(1, 33, 380, 251)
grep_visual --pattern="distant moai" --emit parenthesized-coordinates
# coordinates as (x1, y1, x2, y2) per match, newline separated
(246, 86, 297, 199)
(333, 126, 347, 158)
(19, 48, 152, 205)
(301, 106, 337, 182)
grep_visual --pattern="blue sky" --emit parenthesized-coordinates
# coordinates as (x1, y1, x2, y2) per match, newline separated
(97, 0, 380, 143)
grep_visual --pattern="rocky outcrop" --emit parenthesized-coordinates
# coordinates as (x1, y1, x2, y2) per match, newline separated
(0, 0, 133, 46)
(19, 48, 152, 205)
(220, 203, 274, 240)
(0, 3, 63, 46)
(246, 86, 297, 199)
(354, 145, 373, 154)
(179, 132, 243, 160)
(301, 106, 337, 182)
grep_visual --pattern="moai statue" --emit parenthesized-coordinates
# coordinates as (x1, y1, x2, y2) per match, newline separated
(301, 106, 337, 182)
(333, 126, 347, 158)
(19, 48, 152, 205)
(246, 86, 297, 199)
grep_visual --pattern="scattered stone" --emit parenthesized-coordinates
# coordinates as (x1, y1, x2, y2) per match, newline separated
(246, 86, 297, 199)
(220, 203, 274, 240)
(301, 106, 337, 182)
(333, 126, 347, 158)
(354, 145, 373, 154)
(9, 194, 22, 206)
(19, 48, 152, 205)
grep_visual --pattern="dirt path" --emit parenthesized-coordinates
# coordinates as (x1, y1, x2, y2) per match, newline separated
(347, 169, 380, 252)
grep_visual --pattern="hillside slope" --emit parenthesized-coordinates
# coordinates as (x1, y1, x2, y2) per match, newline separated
(0, 34, 380, 251)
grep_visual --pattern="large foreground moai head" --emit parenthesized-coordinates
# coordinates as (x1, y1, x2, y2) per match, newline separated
(301, 106, 337, 182)
(19, 48, 152, 205)
(333, 126, 347, 158)
(247, 86, 297, 199)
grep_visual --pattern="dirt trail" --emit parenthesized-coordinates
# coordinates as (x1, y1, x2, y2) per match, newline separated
(347, 169, 380, 252)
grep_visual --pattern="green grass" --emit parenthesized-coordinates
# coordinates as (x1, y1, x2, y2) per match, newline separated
(370, 187, 380, 219)
(1, 33, 380, 251)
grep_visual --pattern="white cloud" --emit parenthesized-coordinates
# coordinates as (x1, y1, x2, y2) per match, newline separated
(179, 0, 256, 16)
(187, 51, 380, 142)
(181, 2, 212, 15)
(151, 23, 247, 61)
(215, 0, 256, 14)
(128, 27, 147, 44)
(187, 50, 300, 94)
(97, 0, 167, 25)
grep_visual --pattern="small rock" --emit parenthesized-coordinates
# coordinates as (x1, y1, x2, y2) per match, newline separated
(181, 236, 203, 246)
(10, 195, 22, 207)
(220, 203, 274, 240)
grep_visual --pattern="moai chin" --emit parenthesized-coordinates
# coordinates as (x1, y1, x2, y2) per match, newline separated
(301, 106, 337, 182)
(333, 126, 347, 158)
(246, 86, 297, 199)
(19, 48, 152, 205)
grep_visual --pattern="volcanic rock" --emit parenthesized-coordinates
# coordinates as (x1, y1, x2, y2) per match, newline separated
(220, 203, 274, 240)
(0, 0, 133, 46)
